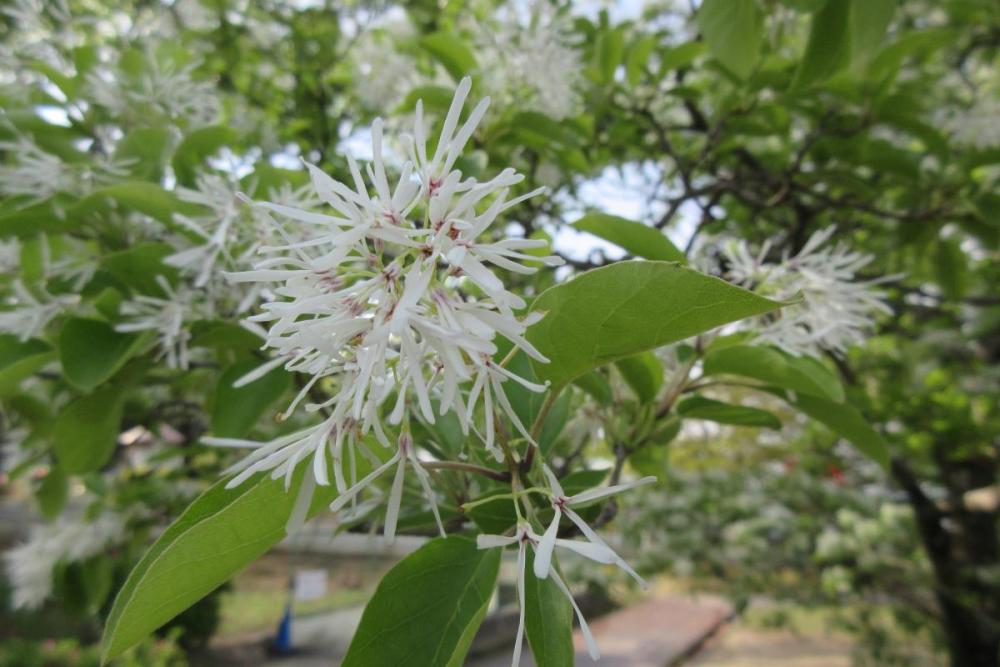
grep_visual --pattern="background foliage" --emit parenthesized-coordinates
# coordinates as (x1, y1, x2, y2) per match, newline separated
(0, 0, 998, 665)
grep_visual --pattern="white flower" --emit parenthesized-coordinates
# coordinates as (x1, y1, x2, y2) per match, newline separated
(209, 78, 562, 523)
(352, 19, 419, 111)
(939, 96, 1000, 149)
(0, 239, 20, 274)
(115, 276, 206, 370)
(534, 464, 655, 586)
(166, 174, 244, 286)
(477, 522, 601, 666)
(715, 228, 895, 356)
(470, 2, 583, 120)
(0, 139, 77, 201)
(4, 508, 126, 609)
(86, 56, 220, 127)
(0, 280, 79, 340)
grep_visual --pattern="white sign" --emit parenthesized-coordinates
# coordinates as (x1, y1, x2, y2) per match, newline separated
(293, 569, 328, 601)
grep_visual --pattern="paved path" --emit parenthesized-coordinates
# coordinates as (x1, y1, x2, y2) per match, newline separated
(688, 624, 852, 667)
(214, 593, 733, 666)
(469, 594, 733, 667)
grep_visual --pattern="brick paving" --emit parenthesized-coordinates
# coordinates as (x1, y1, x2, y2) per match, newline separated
(469, 594, 734, 667)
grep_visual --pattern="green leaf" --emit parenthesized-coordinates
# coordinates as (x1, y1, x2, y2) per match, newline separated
(189, 322, 264, 350)
(868, 28, 955, 81)
(420, 33, 478, 81)
(0, 335, 54, 396)
(53, 386, 124, 474)
(626, 35, 657, 86)
(787, 393, 889, 467)
(526, 261, 787, 388)
(37, 465, 69, 519)
(702, 345, 845, 403)
(70, 182, 188, 226)
(574, 371, 613, 406)
(791, 0, 852, 89)
(102, 243, 179, 296)
(615, 351, 664, 403)
(114, 128, 175, 182)
(341, 536, 501, 667)
(102, 468, 337, 662)
(779, 0, 828, 10)
(59, 318, 147, 393)
(172, 125, 238, 187)
(697, 0, 763, 79)
(850, 0, 897, 64)
(933, 238, 968, 301)
(211, 359, 292, 438)
(574, 213, 686, 263)
(0, 203, 73, 237)
(538, 390, 572, 455)
(598, 28, 626, 83)
(398, 85, 456, 113)
(677, 395, 781, 429)
(659, 42, 706, 72)
(524, 551, 574, 666)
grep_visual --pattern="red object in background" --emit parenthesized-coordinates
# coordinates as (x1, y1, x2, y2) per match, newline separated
(827, 463, 846, 486)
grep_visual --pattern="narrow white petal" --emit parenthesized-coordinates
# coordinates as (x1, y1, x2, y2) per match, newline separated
(383, 455, 408, 540)
(476, 534, 518, 549)
(568, 476, 657, 506)
(532, 510, 561, 579)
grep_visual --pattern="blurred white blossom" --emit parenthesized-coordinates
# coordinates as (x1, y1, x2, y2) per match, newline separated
(939, 96, 1000, 149)
(86, 56, 220, 128)
(0, 280, 79, 340)
(710, 228, 895, 356)
(4, 509, 127, 609)
(471, 2, 583, 120)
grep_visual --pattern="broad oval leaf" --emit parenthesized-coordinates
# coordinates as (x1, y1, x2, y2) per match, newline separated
(53, 385, 124, 474)
(102, 242, 179, 296)
(615, 351, 665, 403)
(341, 536, 501, 667)
(0, 335, 54, 396)
(524, 550, 574, 666)
(791, 0, 852, 89)
(37, 465, 69, 519)
(420, 33, 477, 81)
(697, 0, 763, 79)
(787, 393, 889, 468)
(574, 213, 686, 263)
(59, 318, 148, 393)
(677, 395, 781, 429)
(211, 359, 292, 439)
(102, 469, 336, 662)
(702, 344, 845, 403)
(526, 261, 787, 387)
(574, 371, 613, 406)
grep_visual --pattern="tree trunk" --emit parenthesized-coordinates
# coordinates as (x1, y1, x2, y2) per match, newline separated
(891, 458, 1000, 667)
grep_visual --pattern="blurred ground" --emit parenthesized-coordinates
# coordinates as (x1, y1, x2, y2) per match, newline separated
(688, 624, 852, 667)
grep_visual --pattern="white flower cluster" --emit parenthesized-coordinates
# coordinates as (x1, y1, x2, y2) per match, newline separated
(86, 56, 220, 128)
(939, 96, 1000, 150)
(714, 228, 894, 356)
(4, 508, 127, 609)
(0, 133, 139, 204)
(472, 2, 583, 120)
(0, 280, 80, 341)
(205, 78, 562, 537)
(352, 19, 419, 112)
